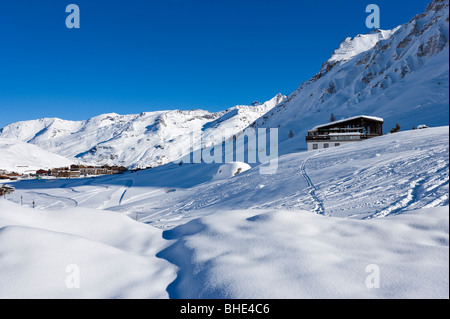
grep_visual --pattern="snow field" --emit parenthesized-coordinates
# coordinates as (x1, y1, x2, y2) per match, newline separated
(160, 206, 448, 298)
(0, 126, 447, 298)
(0, 200, 176, 298)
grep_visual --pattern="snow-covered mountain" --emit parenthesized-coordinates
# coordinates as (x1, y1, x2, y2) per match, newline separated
(0, 0, 448, 299)
(0, 0, 448, 169)
(0, 94, 285, 169)
(252, 0, 449, 151)
(0, 138, 74, 173)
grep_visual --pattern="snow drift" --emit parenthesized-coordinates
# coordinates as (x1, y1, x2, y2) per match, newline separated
(0, 200, 176, 299)
(213, 162, 252, 180)
(160, 206, 449, 299)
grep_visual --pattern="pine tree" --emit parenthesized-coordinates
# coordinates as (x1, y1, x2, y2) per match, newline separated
(288, 130, 294, 139)
(390, 123, 401, 134)
(330, 113, 336, 122)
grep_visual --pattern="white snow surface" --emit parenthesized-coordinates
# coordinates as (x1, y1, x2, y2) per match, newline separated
(0, 138, 74, 173)
(328, 28, 400, 63)
(160, 206, 448, 298)
(0, 0, 448, 299)
(4, 126, 448, 226)
(0, 200, 176, 299)
(0, 127, 447, 298)
(213, 162, 252, 180)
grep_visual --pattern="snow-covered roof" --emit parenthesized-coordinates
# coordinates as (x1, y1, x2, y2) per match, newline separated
(310, 115, 384, 131)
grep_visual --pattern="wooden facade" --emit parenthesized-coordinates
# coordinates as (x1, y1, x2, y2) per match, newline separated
(306, 115, 384, 151)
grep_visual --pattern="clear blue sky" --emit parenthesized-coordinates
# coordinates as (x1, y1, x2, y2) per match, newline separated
(0, 0, 431, 128)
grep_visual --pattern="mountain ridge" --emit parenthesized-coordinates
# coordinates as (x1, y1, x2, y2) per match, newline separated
(250, 0, 448, 152)
(0, 94, 285, 168)
(0, 0, 448, 169)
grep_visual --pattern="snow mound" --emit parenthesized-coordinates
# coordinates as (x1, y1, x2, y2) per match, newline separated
(213, 162, 251, 180)
(0, 200, 176, 299)
(160, 206, 449, 299)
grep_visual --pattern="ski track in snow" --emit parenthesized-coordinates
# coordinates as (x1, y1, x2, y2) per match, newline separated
(27, 191, 78, 209)
(3, 127, 449, 226)
(1, 128, 449, 300)
(300, 151, 325, 215)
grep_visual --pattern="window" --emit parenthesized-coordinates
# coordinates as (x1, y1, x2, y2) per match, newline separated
(330, 135, 360, 140)
(324, 143, 329, 148)
(313, 144, 318, 150)
(335, 143, 340, 146)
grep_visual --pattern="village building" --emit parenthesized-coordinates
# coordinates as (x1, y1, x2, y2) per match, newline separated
(56, 170, 81, 179)
(306, 115, 384, 151)
(44, 165, 126, 179)
(0, 171, 21, 180)
(36, 169, 50, 176)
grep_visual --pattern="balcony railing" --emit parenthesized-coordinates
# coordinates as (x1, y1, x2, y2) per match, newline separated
(306, 134, 380, 142)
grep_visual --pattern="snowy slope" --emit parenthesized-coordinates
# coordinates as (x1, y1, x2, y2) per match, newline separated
(160, 206, 448, 298)
(1, 129, 448, 299)
(0, 95, 285, 169)
(328, 28, 400, 63)
(0, 200, 176, 298)
(1, 198, 447, 299)
(0, 138, 74, 173)
(0, 0, 448, 300)
(252, 0, 449, 152)
(5, 126, 448, 227)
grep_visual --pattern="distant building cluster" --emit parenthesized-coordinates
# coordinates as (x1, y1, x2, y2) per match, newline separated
(0, 171, 21, 181)
(0, 165, 127, 181)
(39, 165, 128, 179)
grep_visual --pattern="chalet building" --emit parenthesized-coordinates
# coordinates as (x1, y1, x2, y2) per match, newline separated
(306, 115, 384, 151)
(55, 170, 81, 179)
(80, 167, 109, 175)
(0, 172, 21, 180)
(36, 169, 50, 176)
(79, 166, 125, 175)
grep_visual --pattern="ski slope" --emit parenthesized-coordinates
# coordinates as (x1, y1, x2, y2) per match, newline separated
(0, 138, 74, 174)
(0, 0, 448, 300)
(4, 126, 449, 227)
(0, 126, 448, 299)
